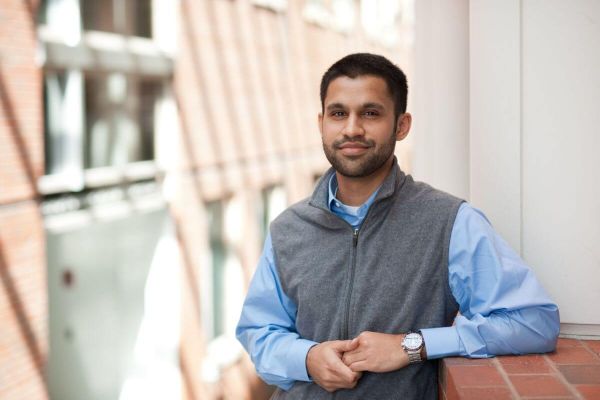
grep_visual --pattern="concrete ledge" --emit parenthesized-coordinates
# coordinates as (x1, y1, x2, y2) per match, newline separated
(439, 339, 600, 399)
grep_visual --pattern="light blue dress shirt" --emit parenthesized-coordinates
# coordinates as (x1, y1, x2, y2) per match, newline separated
(236, 175, 560, 390)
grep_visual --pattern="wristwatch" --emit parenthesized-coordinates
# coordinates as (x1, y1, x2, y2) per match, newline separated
(402, 331, 425, 364)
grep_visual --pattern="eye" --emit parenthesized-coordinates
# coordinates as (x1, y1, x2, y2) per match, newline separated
(364, 110, 379, 117)
(330, 110, 346, 118)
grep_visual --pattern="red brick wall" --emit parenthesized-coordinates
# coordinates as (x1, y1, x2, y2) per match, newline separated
(0, 0, 47, 399)
(440, 339, 600, 400)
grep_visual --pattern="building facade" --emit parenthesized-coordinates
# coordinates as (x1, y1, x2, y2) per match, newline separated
(0, 0, 413, 399)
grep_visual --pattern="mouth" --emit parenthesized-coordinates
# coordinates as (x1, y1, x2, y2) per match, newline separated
(337, 142, 372, 156)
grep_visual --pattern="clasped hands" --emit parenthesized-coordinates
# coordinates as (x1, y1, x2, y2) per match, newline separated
(306, 331, 410, 393)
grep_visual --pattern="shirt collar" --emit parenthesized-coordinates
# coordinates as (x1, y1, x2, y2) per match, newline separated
(327, 174, 381, 215)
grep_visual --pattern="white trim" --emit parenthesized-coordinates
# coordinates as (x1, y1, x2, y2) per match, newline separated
(560, 324, 600, 340)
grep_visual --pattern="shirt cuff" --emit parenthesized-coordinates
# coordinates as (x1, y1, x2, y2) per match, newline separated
(287, 338, 318, 382)
(420, 326, 463, 359)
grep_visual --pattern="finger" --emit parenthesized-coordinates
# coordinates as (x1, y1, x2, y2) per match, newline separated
(349, 360, 370, 372)
(342, 350, 365, 366)
(333, 358, 360, 383)
(346, 337, 360, 351)
(331, 340, 353, 352)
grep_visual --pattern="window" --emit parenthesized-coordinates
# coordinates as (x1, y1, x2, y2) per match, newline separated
(81, 0, 153, 38)
(44, 70, 84, 179)
(84, 73, 159, 168)
(81, 0, 115, 33)
(201, 198, 246, 380)
(259, 185, 287, 244)
(38, 0, 174, 192)
(42, 72, 163, 177)
(205, 201, 226, 339)
(204, 200, 246, 340)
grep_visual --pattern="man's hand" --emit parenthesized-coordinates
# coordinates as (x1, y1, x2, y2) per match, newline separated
(306, 340, 363, 392)
(342, 331, 409, 373)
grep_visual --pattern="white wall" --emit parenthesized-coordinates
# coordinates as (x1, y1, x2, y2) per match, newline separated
(413, 0, 470, 201)
(416, 0, 600, 336)
(520, 0, 600, 332)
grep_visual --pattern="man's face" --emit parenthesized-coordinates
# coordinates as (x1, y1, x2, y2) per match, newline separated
(319, 75, 407, 178)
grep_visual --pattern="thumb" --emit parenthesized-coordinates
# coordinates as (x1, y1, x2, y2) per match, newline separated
(347, 337, 360, 351)
(331, 339, 354, 352)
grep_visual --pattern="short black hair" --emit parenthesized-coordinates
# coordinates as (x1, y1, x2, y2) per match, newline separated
(319, 53, 408, 120)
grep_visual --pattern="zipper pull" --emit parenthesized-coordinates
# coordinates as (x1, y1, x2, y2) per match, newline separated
(353, 229, 359, 247)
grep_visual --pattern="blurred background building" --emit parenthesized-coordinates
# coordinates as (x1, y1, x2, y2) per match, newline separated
(1, 0, 598, 400)
(1, 0, 413, 399)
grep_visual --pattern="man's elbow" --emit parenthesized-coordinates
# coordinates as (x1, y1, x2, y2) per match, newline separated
(535, 304, 560, 353)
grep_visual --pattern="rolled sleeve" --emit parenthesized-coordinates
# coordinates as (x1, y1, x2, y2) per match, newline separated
(420, 326, 464, 359)
(420, 203, 559, 360)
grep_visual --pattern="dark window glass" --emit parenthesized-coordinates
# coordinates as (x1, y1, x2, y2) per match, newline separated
(134, 0, 152, 38)
(81, 0, 115, 33)
(81, 0, 152, 37)
(138, 79, 161, 161)
(84, 73, 159, 168)
(206, 201, 226, 339)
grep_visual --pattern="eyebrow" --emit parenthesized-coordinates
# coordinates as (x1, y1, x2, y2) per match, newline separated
(325, 102, 385, 111)
(325, 102, 346, 112)
(362, 102, 385, 110)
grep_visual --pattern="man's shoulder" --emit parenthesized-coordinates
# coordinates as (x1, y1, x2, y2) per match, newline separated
(403, 176, 464, 205)
(271, 196, 313, 226)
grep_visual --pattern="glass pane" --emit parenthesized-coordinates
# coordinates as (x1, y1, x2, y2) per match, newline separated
(206, 201, 226, 339)
(259, 186, 286, 244)
(44, 70, 84, 176)
(81, 0, 115, 33)
(44, 72, 68, 173)
(138, 80, 161, 162)
(134, 0, 152, 38)
(84, 74, 159, 168)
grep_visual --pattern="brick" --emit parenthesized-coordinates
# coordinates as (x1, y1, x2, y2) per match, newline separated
(448, 365, 506, 387)
(509, 374, 571, 397)
(576, 385, 600, 400)
(549, 346, 600, 365)
(443, 357, 495, 366)
(584, 341, 600, 358)
(556, 338, 584, 348)
(457, 386, 513, 400)
(446, 370, 460, 400)
(557, 365, 600, 385)
(499, 355, 553, 374)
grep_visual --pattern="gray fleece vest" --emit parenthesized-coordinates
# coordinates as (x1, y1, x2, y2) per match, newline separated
(269, 162, 463, 400)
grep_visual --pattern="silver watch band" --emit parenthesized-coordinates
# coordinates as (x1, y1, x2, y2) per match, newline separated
(407, 349, 422, 364)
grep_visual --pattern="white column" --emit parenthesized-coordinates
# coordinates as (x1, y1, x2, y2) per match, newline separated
(412, 0, 469, 200)
(469, 0, 522, 252)
(520, 0, 600, 335)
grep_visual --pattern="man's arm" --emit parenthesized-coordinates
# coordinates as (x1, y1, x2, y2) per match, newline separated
(421, 203, 560, 359)
(236, 233, 360, 391)
(343, 203, 560, 372)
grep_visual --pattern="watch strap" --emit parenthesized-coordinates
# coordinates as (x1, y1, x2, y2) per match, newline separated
(407, 349, 422, 363)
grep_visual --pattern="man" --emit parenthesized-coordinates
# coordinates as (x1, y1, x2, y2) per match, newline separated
(236, 53, 559, 399)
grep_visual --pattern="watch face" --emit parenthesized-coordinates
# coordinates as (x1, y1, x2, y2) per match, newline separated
(403, 333, 423, 350)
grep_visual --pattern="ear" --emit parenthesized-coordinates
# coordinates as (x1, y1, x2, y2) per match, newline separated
(318, 112, 324, 136)
(395, 113, 412, 141)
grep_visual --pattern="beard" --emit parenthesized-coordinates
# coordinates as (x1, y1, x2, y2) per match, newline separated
(322, 129, 397, 178)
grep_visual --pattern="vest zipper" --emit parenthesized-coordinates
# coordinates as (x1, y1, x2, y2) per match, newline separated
(341, 228, 360, 340)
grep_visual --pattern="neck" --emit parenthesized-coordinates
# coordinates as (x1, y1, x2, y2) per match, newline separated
(335, 157, 394, 206)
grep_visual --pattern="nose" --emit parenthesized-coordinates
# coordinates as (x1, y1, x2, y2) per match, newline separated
(341, 114, 365, 138)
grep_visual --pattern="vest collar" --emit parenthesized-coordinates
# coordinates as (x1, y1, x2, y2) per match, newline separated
(309, 157, 407, 211)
